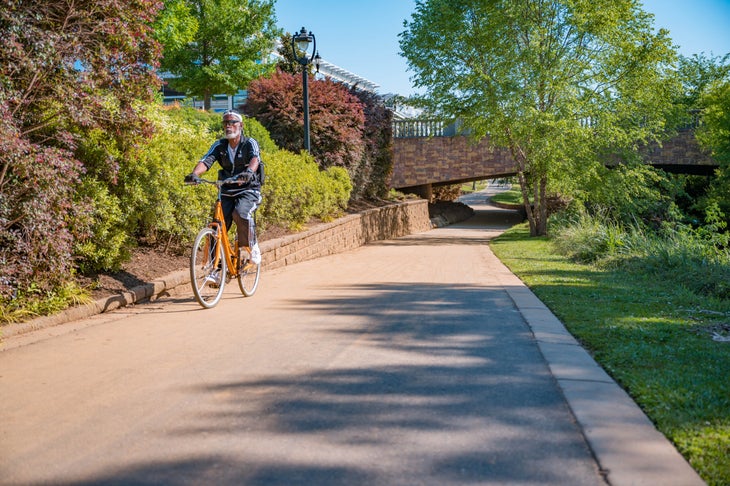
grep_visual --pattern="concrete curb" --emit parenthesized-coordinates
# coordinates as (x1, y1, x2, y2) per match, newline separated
(1, 269, 191, 340)
(495, 264, 706, 486)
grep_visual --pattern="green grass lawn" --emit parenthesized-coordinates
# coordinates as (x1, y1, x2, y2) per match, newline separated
(460, 180, 490, 194)
(488, 187, 523, 206)
(491, 224, 730, 486)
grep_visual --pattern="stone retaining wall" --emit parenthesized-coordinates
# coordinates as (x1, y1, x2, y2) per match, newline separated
(260, 199, 432, 270)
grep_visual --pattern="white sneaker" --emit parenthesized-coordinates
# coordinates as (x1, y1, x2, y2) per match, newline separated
(250, 243, 261, 264)
(204, 269, 221, 287)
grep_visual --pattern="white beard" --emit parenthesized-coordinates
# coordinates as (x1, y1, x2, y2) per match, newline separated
(225, 127, 241, 140)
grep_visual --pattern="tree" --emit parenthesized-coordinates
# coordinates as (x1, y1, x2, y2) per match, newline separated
(677, 53, 730, 109)
(666, 53, 730, 129)
(0, 0, 162, 299)
(244, 70, 366, 174)
(400, 0, 677, 236)
(154, 0, 281, 110)
(275, 32, 300, 75)
(696, 79, 730, 225)
(666, 52, 730, 229)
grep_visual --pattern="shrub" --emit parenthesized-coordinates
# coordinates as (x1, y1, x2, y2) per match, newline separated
(0, 126, 86, 297)
(157, 107, 352, 232)
(581, 163, 684, 229)
(258, 149, 352, 230)
(551, 208, 730, 300)
(695, 76, 730, 230)
(551, 210, 628, 263)
(244, 69, 366, 174)
(70, 104, 218, 272)
(73, 178, 131, 273)
(121, 106, 218, 250)
(633, 222, 730, 300)
(0, 0, 161, 301)
(348, 88, 393, 200)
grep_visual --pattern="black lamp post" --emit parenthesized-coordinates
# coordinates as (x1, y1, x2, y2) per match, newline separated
(291, 27, 319, 152)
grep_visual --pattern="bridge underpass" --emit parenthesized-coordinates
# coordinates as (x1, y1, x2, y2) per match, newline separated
(390, 120, 717, 199)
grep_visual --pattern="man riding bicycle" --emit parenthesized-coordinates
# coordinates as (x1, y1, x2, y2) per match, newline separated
(185, 110, 262, 280)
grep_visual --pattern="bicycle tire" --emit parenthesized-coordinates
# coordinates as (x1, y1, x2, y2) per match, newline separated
(190, 227, 227, 308)
(237, 260, 260, 297)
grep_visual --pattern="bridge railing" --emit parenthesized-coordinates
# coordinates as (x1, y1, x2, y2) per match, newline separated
(578, 112, 702, 130)
(396, 111, 703, 138)
(392, 119, 460, 138)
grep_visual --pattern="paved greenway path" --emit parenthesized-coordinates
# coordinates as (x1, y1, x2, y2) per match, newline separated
(0, 188, 704, 485)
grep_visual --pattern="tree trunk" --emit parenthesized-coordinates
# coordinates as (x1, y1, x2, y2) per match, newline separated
(536, 174, 548, 236)
(517, 170, 537, 236)
(203, 88, 212, 111)
(507, 136, 549, 237)
(516, 169, 549, 237)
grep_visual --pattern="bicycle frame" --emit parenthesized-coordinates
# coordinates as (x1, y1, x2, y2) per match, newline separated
(187, 175, 261, 307)
(205, 179, 240, 279)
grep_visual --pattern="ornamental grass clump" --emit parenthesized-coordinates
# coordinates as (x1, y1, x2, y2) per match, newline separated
(550, 208, 730, 301)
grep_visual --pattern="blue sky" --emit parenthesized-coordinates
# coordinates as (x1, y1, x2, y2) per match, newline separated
(272, 0, 730, 96)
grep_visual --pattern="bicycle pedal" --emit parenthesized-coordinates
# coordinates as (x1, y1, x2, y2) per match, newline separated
(242, 261, 256, 271)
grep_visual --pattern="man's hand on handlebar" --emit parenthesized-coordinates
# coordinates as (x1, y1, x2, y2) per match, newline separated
(184, 173, 202, 185)
(236, 169, 254, 185)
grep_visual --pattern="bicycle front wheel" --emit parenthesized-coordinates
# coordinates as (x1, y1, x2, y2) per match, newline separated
(190, 227, 227, 308)
(237, 260, 260, 297)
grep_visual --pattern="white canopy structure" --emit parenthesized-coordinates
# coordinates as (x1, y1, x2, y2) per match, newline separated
(315, 58, 380, 93)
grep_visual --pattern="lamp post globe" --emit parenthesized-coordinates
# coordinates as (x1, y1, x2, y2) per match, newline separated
(291, 27, 317, 152)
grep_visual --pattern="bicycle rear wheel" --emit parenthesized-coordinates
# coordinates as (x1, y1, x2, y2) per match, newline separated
(237, 260, 260, 297)
(190, 227, 227, 308)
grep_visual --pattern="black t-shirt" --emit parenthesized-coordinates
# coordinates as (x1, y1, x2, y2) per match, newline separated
(199, 137, 261, 195)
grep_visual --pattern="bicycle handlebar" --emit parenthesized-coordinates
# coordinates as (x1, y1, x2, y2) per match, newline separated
(185, 176, 240, 188)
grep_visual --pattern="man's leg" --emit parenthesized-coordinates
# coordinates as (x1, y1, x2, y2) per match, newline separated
(232, 191, 262, 264)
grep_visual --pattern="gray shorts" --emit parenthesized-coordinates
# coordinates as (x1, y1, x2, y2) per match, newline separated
(221, 190, 262, 245)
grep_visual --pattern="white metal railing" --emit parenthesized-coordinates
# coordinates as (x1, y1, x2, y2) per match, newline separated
(392, 119, 460, 138)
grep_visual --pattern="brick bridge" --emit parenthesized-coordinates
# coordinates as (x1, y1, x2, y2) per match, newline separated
(390, 119, 717, 198)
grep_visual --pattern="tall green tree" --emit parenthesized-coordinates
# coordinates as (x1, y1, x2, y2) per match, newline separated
(155, 0, 281, 110)
(669, 53, 730, 129)
(671, 53, 730, 227)
(677, 53, 730, 109)
(696, 78, 730, 224)
(275, 32, 300, 75)
(400, 0, 677, 236)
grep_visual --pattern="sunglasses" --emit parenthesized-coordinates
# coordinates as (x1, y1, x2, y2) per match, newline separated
(222, 120, 240, 126)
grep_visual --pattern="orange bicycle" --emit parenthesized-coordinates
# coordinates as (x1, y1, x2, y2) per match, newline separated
(186, 176, 261, 308)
